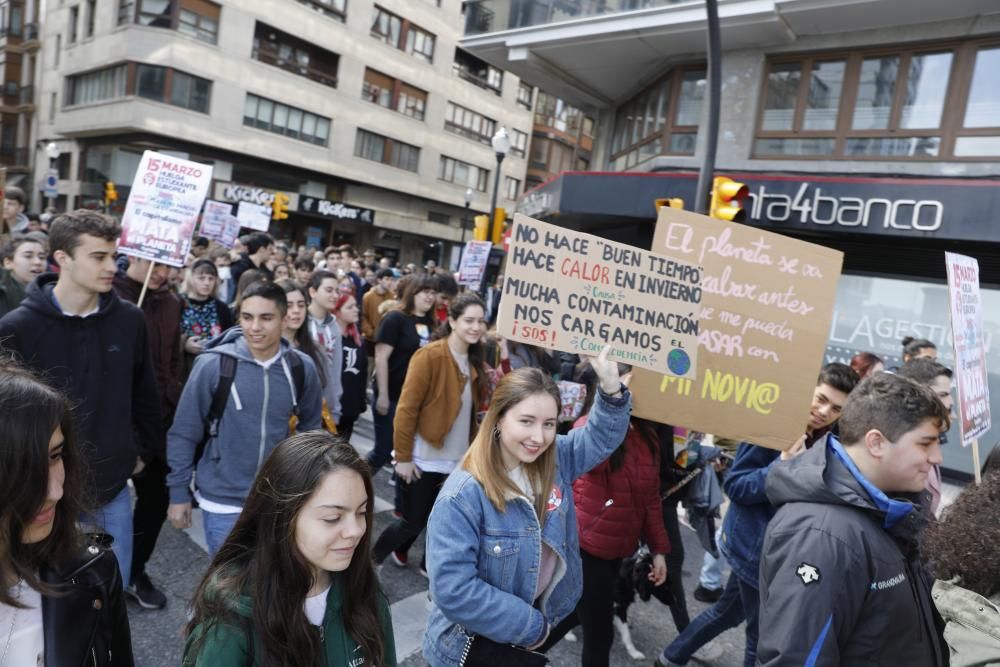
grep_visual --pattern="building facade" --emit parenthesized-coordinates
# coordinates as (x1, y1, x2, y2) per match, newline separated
(1, 0, 41, 186)
(525, 90, 594, 192)
(33, 0, 534, 266)
(463, 0, 1000, 476)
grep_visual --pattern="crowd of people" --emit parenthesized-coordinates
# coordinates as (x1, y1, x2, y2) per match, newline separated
(0, 202, 997, 667)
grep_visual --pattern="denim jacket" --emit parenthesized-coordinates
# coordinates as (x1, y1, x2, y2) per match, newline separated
(719, 441, 780, 588)
(422, 388, 631, 667)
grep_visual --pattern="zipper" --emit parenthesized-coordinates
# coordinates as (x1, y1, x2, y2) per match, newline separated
(458, 630, 474, 666)
(91, 646, 97, 666)
(578, 498, 614, 541)
(257, 369, 269, 469)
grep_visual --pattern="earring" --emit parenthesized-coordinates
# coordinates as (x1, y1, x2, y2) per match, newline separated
(493, 426, 501, 441)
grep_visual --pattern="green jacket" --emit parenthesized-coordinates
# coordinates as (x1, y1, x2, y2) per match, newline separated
(0, 268, 27, 319)
(184, 577, 397, 666)
(933, 579, 1000, 667)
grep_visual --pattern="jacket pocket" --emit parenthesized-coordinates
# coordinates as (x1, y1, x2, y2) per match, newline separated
(478, 536, 520, 591)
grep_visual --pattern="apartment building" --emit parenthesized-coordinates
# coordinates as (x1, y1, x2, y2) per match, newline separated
(0, 0, 41, 186)
(33, 0, 534, 265)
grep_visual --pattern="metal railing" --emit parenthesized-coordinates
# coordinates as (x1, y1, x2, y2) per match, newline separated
(252, 42, 338, 88)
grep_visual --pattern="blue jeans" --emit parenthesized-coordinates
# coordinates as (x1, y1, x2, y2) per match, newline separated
(662, 572, 745, 665)
(368, 398, 397, 474)
(736, 578, 760, 667)
(80, 486, 133, 590)
(203, 510, 241, 556)
(700, 526, 726, 590)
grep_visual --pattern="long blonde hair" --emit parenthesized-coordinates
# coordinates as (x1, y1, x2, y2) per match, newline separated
(462, 368, 561, 519)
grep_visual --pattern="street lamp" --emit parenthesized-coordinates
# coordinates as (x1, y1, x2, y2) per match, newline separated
(458, 187, 474, 265)
(480, 127, 510, 296)
(44, 142, 60, 212)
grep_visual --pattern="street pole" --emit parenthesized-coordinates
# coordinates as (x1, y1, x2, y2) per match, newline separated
(693, 0, 721, 215)
(458, 188, 473, 265)
(480, 128, 509, 297)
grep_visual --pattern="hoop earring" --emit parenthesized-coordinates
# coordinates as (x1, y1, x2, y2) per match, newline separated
(493, 426, 501, 442)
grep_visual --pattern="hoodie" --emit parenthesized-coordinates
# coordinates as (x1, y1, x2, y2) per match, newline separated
(308, 312, 343, 423)
(756, 435, 946, 667)
(0, 274, 162, 504)
(183, 576, 397, 666)
(0, 267, 27, 318)
(166, 328, 323, 507)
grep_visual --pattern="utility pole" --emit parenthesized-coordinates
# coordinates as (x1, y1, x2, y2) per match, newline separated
(694, 0, 721, 215)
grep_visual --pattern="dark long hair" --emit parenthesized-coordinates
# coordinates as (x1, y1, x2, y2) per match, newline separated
(277, 279, 328, 387)
(185, 432, 384, 666)
(433, 292, 489, 401)
(0, 360, 86, 606)
(398, 274, 437, 315)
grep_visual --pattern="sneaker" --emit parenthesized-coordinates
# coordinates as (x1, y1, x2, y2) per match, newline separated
(387, 475, 396, 487)
(653, 655, 683, 667)
(692, 641, 724, 661)
(693, 584, 723, 603)
(390, 550, 409, 567)
(126, 572, 167, 609)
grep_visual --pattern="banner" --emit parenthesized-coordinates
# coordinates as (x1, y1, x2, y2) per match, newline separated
(497, 214, 701, 377)
(237, 201, 271, 232)
(200, 200, 240, 248)
(630, 208, 843, 451)
(945, 252, 991, 446)
(117, 151, 212, 267)
(457, 241, 493, 286)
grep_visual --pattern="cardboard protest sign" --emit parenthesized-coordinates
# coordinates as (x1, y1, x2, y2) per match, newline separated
(118, 151, 213, 267)
(630, 208, 843, 451)
(945, 252, 991, 447)
(200, 200, 240, 248)
(237, 201, 271, 232)
(458, 241, 493, 286)
(497, 214, 701, 377)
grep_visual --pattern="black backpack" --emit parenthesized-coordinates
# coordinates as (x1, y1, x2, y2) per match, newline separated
(195, 352, 306, 463)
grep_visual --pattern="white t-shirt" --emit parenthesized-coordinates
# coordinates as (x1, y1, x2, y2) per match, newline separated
(0, 582, 44, 667)
(304, 585, 330, 626)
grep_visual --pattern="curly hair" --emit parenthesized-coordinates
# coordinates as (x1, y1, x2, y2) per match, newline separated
(924, 470, 1000, 598)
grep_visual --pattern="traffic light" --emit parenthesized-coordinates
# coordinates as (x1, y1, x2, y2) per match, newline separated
(709, 176, 748, 222)
(491, 207, 506, 245)
(104, 181, 118, 206)
(654, 198, 684, 213)
(473, 214, 489, 241)
(271, 192, 290, 221)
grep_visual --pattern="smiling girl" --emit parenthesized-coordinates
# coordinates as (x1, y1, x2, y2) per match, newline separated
(183, 432, 395, 666)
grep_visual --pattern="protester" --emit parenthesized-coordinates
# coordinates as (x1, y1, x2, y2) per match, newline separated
(0, 235, 46, 317)
(422, 349, 630, 667)
(368, 274, 437, 476)
(541, 408, 671, 667)
(181, 258, 234, 368)
(0, 210, 162, 591)
(210, 246, 234, 303)
(230, 268, 266, 317)
(332, 292, 367, 442)
(373, 293, 488, 573)
(432, 272, 458, 325)
(3, 186, 29, 234)
(166, 281, 324, 554)
(0, 362, 135, 666)
(849, 351, 884, 379)
(362, 268, 395, 357)
(114, 255, 186, 609)
(273, 262, 290, 281)
(230, 232, 274, 285)
(898, 358, 954, 515)
(509, 341, 562, 377)
(278, 279, 337, 434)
(182, 432, 396, 666)
(308, 270, 345, 428)
(655, 363, 859, 667)
(924, 470, 1000, 666)
(902, 336, 938, 363)
(189, 236, 210, 260)
(294, 257, 315, 285)
(757, 373, 949, 666)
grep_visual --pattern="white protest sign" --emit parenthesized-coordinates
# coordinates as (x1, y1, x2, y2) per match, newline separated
(237, 201, 271, 232)
(497, 214, 702, 377)
(945, 252, 991, 448)
(118, 151, 213, 267)
(200, 200, 240, 248)
(458, 241, 493, 286)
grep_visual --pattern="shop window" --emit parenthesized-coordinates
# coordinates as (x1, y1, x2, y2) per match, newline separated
(362, 68, 426, 120)
(371, 6, 434, 64)
(354, 129, 420, 172)
(754, 39, 1000, 160)
(438, 155, 488, 192)
(244, 93, 330, 146)
(296, 0, 346, 23)
(252, 22, 339, 88)
(134, 0, 220, 44)
(444, 101, 496, 145)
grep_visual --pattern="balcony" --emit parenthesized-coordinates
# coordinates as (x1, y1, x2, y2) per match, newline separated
(452, 47, 502, 96)
(252, 24, 339, 88)
(0, 147, 30, 170)
(1, 83, 34, 110)
(21, 22, 39, 42)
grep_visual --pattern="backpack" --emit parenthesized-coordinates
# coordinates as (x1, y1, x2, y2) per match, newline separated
(195, 352, 306, 463)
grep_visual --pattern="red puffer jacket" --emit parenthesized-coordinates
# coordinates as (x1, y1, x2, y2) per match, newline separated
(573, 418, 671, 560)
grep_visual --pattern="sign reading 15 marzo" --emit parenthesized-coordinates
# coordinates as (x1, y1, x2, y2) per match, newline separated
(497, 214, 702, 378)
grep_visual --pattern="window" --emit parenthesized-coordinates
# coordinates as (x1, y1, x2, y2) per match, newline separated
(452, 47, 502, 96)
(85, 0, 96, 37)
(444, 102, 496, 144)
(136, 64, 167, 101)
(754, 40, 1000, 160)
(253, 23, 339, 88)
(244, 93, 330, 145)
(505, 176, 520, 200)
(428, 211, 450, 225)
(361, 68, 426, 120)
(517, 81, 533, 110)
(117, 0, 135, 25)
(133, 63, 211, 112)
(134, 0, 220, 44)
(371, 6, 435, 63)
(68, 5, 79, 43)
(535, 92, 589, 136)
(438, 156, 489, 191)
(354, 129, 420, 172)
(510, 129, 528, 157)
(296, 0, 346, 23)
(66, 64, 128, 105)
(610, 66, 704, 166)
(54, 35, 61, 65)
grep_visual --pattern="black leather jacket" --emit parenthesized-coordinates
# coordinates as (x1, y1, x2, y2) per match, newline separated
(38, 535, 134, 666)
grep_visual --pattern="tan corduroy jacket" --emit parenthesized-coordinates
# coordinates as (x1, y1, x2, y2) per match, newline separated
(362, 288, 392, 342)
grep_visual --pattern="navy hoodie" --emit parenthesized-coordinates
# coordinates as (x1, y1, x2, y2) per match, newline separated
(0, 273, 162, 504)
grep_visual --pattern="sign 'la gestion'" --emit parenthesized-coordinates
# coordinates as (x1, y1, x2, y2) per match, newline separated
(497, 214, 702, 378)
